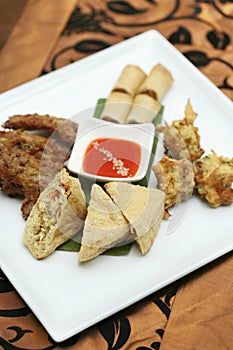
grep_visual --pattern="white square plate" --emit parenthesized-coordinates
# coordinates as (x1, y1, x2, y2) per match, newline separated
(0, 30, 232, 342)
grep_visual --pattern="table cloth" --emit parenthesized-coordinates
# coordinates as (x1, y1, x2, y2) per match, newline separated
(0, 1, 232, 349)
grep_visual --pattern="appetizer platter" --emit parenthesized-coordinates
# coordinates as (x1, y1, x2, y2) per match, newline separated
(0, 30, 232, 342)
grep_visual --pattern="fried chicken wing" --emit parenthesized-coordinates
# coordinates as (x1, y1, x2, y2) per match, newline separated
(2, 113, 78, 147)
(152, 157, 195, 215)
(194, 151, 233, 207)
(157, 99, 204, 161)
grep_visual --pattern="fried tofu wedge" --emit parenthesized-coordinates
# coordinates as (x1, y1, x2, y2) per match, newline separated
(105, 182, 165, 255)
(79, 184, 129, 262)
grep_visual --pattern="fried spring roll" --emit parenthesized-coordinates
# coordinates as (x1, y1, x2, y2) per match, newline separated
(138, 64, 173, 101)
(100, 91, 132, 124)
(126, 93, 161, 124)
(112, 65, 146, 97)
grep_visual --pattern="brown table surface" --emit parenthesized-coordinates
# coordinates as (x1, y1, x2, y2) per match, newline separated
(0, 1, 233, 349)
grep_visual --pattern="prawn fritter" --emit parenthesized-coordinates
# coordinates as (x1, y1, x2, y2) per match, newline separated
(2, 113, 78, 147)
(0, 144, 40, 212)
(0, 139, 67, 218)
(194, 151, 233, 207)
(152, 157, 195, 214)
(157, 99, 204, 161)
(0, 130, 69, 162)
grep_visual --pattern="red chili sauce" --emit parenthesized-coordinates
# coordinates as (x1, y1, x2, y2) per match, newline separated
(83, 138, 141, 178)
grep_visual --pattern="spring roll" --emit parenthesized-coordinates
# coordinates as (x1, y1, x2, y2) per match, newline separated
(100, 91, 132, 124)
(112, 65, 146, 97)
(138, 64, 173, 101)
(126, 93, 161, 124)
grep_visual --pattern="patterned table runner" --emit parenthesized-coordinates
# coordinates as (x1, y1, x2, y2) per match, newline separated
(0, 1, 232, 349)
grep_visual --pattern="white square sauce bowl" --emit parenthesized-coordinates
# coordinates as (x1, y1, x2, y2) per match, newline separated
(68, 117, 155, 182)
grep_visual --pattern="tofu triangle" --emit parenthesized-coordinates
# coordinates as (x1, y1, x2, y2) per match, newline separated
(104, 182, 165, 255)
(79, 184, 129, 262)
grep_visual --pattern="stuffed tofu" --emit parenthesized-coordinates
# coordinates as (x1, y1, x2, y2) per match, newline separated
(79, 184, 130, 262)
(23, 168, 86, 259)
(104, 182, 165, 255)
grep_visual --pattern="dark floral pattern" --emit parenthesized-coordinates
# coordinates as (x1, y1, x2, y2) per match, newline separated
(98, 315, 131, 349)
(43, 0, 232, 99)
(0, 266, 178, 349)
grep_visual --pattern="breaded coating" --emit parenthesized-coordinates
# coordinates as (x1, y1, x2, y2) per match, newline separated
(0, 130, 69, 161)
(152, 157, 195, 214)
(0, 144, 40, 214)
(0, 132, 68, 218)
(157, 99, 204, 161)
(1, 114, 78, 219)
(0, 130, 21, 144)
(2, 113, 78, 147)
(194, 151, 233, 207)
(0, 144, 65, 218)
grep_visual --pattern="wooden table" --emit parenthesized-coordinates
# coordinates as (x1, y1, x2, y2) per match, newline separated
(0, 1, 233, 348)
